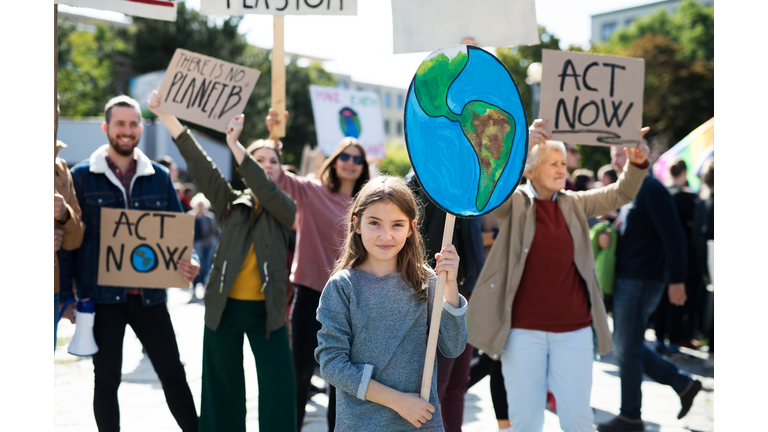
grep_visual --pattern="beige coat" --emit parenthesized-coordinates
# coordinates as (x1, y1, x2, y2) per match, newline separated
(55, 141, 85, 294)
(466, 162, 647, 357)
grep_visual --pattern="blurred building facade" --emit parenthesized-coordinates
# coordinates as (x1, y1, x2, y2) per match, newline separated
(591, 0, 714, 44)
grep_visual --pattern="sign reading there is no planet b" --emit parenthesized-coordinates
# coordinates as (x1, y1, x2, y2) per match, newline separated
(98, 208, 194, 289)
(156, 49, 261, 133)
(539, 49, 645, 146)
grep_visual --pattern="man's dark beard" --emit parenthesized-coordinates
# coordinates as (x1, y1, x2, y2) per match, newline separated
(108, 134, 139, 157)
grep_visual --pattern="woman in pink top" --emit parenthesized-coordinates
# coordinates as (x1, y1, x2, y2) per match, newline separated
(266, 109, 371, 430)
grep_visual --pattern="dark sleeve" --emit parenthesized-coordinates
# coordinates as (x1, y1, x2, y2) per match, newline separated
(172, 128, 237, 219)
(692, 199, 710, 279)
(58, 248, 76, 304)
(645, 182, 687, 283)
(238, 152, 296, 230)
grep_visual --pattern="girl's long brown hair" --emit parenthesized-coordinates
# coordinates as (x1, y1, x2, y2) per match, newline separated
(332, 176, 431, 301)
(319, 137, 371, 196)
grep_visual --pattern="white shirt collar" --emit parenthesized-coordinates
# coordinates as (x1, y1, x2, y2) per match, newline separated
(527, 182, 558, 201)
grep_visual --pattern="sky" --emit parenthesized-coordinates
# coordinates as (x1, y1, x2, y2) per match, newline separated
(59, 0, 660, 89)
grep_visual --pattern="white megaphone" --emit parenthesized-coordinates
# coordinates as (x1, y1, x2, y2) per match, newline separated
(65, 299, 99, 356)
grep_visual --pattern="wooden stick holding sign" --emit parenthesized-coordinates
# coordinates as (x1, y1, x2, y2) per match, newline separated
(404, 45, 530, 399)
(420, 214, 456, 400)
(271, 16, 286, 138)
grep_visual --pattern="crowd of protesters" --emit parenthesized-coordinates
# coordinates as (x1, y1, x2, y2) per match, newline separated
(55, 91, 713, 432)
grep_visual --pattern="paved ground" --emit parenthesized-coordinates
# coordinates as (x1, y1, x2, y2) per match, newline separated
(55, 289, 714, 431)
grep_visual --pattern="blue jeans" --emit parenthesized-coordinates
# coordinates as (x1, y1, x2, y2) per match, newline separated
(613, 278, 692, 420)
(54, 293, 60, 351)
(193, 240, 216, 287)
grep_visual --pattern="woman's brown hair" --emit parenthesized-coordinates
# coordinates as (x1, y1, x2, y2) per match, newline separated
(669, 158, 687, 179)
(318, 137, 371, 196)
(332, 176, 431, 301)
(246, 139, 282, 162)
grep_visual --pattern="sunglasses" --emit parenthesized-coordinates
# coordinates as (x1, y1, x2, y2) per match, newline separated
(338, 152, 364, 165)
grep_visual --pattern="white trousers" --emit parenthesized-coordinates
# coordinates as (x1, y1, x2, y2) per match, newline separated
(500, 326, 595, 432)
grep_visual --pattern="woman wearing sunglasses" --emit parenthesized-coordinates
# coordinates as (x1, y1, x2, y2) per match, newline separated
(266, 109, 371, 431)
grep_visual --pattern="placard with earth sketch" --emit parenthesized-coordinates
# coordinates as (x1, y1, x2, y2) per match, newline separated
(98, 208, 195, 289)
(404, 45, 528, 217)
(308, 84, 386, 159)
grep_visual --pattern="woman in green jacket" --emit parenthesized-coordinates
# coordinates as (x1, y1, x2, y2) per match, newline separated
(149, 91, 297, 432)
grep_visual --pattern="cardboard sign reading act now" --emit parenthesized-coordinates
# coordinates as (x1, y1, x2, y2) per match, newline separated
(98, 208, 195, 289)
(157, 49, 261, 133)
(539, 49, 645, 146)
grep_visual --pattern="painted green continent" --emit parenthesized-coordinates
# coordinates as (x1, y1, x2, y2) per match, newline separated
(459, 102, 515, 211)
(414, 51, 467, 121)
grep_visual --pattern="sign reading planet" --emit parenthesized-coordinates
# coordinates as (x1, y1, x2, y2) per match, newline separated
(405, 45, 529, 217)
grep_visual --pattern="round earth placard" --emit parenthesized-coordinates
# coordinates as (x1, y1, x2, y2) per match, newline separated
(404, 45, 528, 217)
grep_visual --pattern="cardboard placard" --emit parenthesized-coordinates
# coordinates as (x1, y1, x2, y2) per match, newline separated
(200, 0, 357, 15)
(391, 0, 540, 54)
(56, 0, 177, 21)
(309, 84, 386, 159)
(98, 208, 194, 289)
(156, 49, 261, 133)
(539, 49, 645, 146)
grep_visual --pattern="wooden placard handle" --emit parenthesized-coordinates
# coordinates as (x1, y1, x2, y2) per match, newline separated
(420, 213, 456, 400)
(271, 15, 286, 139)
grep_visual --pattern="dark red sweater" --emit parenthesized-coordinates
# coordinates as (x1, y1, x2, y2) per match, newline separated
(511, 198, 592, 333)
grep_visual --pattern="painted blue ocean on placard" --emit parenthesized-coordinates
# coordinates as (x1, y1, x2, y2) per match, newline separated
(405, 45, 528, 217)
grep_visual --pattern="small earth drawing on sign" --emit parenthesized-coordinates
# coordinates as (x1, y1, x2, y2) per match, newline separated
(339, 107, 361, 138)
(131, 244, 158, 273)
(405, 45, 528, 217)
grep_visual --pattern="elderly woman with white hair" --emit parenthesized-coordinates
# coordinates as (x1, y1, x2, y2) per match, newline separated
(466, 120, 650, 432)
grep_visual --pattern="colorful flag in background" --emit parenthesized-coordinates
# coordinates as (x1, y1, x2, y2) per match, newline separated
(653, 117, 714, 191)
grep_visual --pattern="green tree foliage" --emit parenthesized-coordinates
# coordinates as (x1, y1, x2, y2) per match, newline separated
(495, 27, 562, 120)
(596, 0, 714, 153)
(119, 2, 246, 74)
(57, 22, 131, 117)
(379, 142, 412, 178)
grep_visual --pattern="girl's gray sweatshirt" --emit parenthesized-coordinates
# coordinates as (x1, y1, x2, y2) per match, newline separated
(315, 268, 468, 432)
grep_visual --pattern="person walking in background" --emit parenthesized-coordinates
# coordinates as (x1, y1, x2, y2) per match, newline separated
(315, 176, 468, 431)
(596, 148, 703, 432)
(188, 193, 219, 298)
(58, 95, 200, 432)
(467, 119, 650, 432)
(564, 142, 581, 190)
(652, 159, 704, 355)
(150, 90, 298, 431)
(266, 109, 371, 431)
(55, 139, 85, 349)
(694, 160, 714, 370)
(598, 164, 619, 187)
